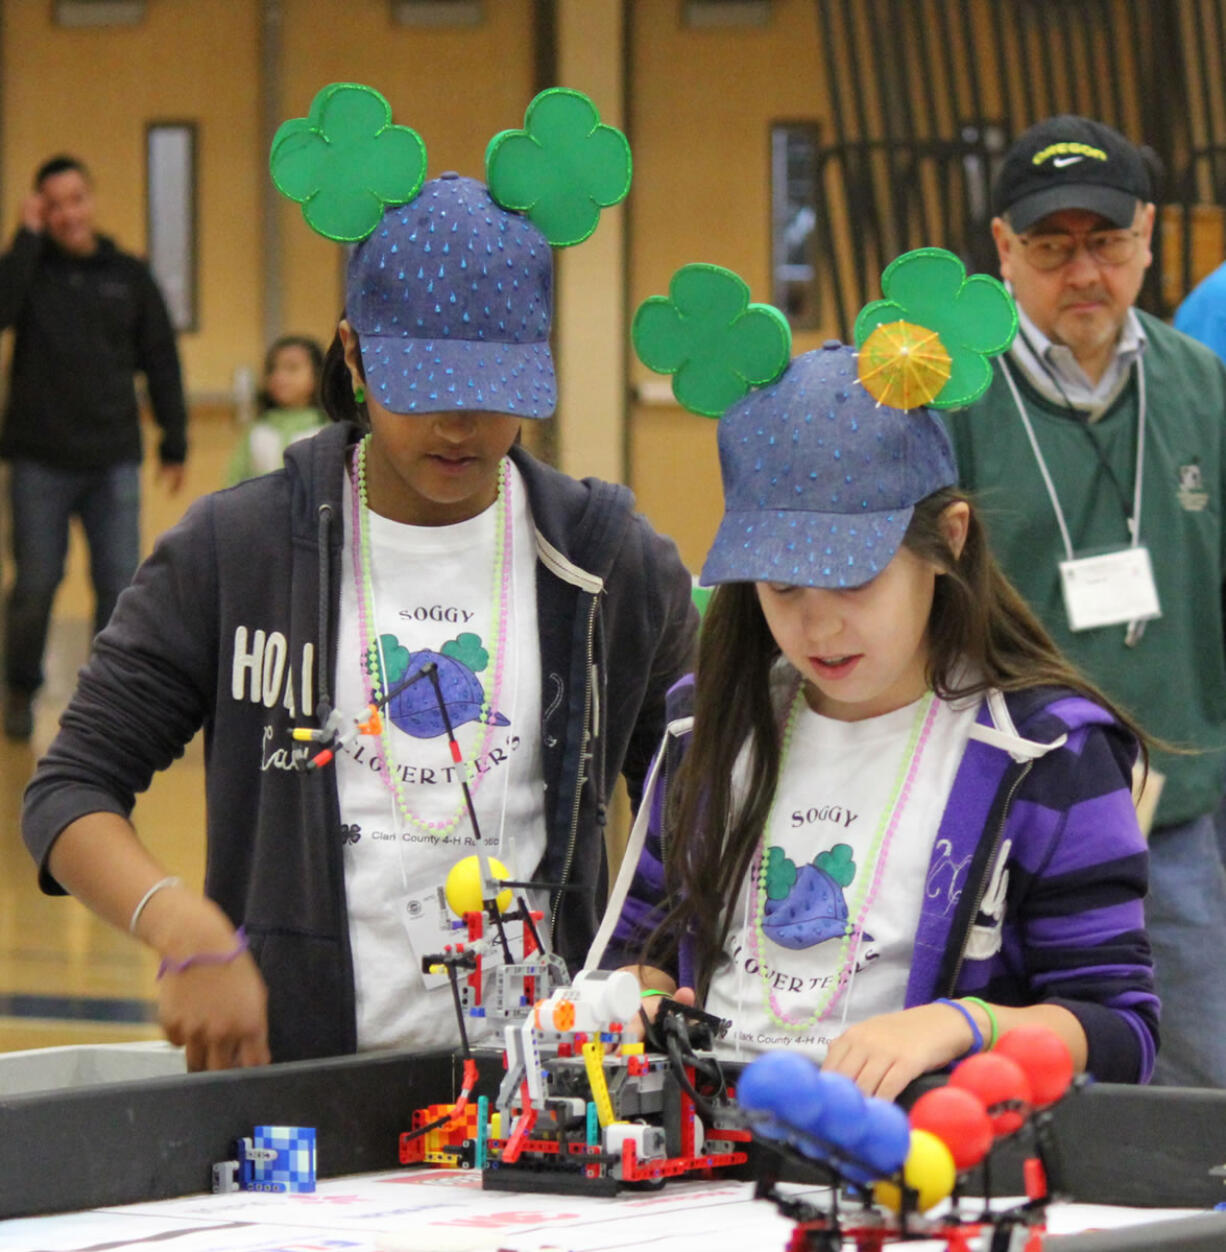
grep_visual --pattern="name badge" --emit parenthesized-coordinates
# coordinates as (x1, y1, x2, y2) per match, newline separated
(1058, 546, 1161, 633)
(402, 885, 463, 990)
(403, 882, 511, 991)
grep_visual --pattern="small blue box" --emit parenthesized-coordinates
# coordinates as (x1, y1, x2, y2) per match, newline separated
(249, 1125, 317, 1193)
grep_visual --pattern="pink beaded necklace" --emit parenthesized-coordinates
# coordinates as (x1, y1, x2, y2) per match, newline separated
(349, 435, 513, 836)
(745, 686, 940, 1031)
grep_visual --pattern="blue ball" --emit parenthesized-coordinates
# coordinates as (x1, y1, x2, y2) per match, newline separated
(851, 1099, 912, 1177)
(806, 1071, 868, 1151)
(737, 1051, 823, 1141)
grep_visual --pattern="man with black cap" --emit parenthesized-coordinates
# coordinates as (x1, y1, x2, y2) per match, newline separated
(944, 115, 1226, 1089)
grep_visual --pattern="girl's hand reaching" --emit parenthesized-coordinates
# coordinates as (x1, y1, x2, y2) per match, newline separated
(141, 889, 271, 1071)
(158, 949, 271, 1071)
(822, 1001, 979, 1100)
(43, 815, 274, 1070)
(618, 965, 697, 1044)
(639, 985, 698, 1043)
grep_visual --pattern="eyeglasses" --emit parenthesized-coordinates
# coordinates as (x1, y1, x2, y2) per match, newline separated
(1016, 229, 1142, 271)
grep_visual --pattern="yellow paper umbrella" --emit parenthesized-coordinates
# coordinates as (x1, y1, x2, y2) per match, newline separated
(857, 319, 952, 409)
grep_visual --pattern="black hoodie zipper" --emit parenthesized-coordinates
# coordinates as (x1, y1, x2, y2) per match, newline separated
(550, 592, 600, 950)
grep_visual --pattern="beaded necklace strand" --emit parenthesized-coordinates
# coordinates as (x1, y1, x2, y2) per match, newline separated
(349, 435, 512, 836)
(746, 686, 940, 1031)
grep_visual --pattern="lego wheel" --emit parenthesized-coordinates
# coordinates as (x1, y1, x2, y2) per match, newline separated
(622, 1175, 667, 1192)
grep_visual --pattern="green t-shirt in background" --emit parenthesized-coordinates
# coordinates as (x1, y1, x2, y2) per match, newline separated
(227, 406, 328, 486)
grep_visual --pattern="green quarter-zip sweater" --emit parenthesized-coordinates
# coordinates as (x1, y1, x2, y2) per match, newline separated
(942, 311, 1226, 827)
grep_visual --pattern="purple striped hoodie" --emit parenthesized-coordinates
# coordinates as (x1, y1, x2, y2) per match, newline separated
(597, 675, 1158, 1084)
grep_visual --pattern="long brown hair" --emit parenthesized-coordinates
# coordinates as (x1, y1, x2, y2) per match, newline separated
(646, 486, 1148, 999)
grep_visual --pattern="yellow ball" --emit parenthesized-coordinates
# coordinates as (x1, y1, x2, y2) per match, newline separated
(444, 855, 513, 917)
(872, 1128, 956, 1214)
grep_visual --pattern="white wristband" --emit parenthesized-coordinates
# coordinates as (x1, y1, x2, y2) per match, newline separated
(128, 875, 182, 935)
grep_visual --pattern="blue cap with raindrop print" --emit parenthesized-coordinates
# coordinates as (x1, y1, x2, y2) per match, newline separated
(699, 341, 957, 590)
(347, 174, 555, 418)
(269, 82, 633, 420)
(630, 250, 1017, 590)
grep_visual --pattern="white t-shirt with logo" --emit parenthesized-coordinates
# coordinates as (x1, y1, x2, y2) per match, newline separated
(706, 688, 980, 1062)
(336, 459, 545, 1051)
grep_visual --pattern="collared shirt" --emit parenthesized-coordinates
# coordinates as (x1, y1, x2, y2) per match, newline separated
(1008, 302, 1148, 421)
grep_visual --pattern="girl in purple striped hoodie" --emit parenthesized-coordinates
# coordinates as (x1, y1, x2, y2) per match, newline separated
(591, 252, 1158, 1097)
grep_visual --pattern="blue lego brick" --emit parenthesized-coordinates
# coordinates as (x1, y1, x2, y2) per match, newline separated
(249, 1125, 317, 1193)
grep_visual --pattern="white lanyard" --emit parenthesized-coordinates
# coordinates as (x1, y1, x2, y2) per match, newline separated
(998, 355, 1147, 560)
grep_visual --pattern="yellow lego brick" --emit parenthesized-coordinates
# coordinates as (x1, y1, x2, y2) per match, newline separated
(582, 1039, 616, 1128)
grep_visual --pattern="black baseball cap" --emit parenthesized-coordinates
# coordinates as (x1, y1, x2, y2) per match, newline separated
(992, 115, 1152, 233)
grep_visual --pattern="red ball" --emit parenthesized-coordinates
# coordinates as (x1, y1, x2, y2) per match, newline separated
(908, 1085, 995, 1172)
(948, 1052, 1032, 1135)
(993, 1026, 1074, 1108)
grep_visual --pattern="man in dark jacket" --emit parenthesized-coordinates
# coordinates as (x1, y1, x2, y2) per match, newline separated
(0, 155, 188, 740)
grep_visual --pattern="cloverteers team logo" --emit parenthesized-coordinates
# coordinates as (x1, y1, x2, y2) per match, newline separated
(375, 631, 509, 739)
(761, 843, 865, 951)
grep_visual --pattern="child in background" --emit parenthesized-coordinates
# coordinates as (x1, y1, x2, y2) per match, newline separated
(594, 251, 1158, 1098)
(22, 85, 696, 1070)
(226, 335, 326, 485)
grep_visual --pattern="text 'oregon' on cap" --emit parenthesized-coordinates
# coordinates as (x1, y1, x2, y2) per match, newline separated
(991, 114, 1152, 234)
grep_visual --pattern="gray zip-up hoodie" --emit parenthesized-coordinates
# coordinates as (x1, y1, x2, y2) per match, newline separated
(23, 421, 697, 1061)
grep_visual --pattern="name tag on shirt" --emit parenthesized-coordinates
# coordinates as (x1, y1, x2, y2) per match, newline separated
(1058, 546, 1161, 632)
(403, 885, 462, 990)
(403, 882, 511, 991)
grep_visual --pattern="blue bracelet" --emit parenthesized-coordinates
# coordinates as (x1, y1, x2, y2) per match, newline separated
(936, 997, 983, 1058)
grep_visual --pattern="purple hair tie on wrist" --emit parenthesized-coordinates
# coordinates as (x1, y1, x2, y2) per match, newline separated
(156, 926, 248, 981)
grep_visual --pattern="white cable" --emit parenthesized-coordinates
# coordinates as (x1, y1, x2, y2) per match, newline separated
(582, 719, 692, 970)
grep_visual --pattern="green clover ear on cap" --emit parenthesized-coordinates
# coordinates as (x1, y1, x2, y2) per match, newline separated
(270, 82, 427, 243)
(632, 264, 792, 418)
(485, 88, 631, 247)
(853, 247, 1018, 409)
